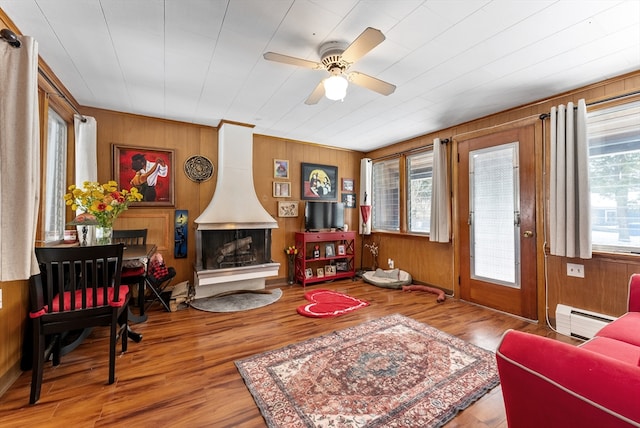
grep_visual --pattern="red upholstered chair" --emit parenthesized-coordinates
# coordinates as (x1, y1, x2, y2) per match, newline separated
(113, 229, 148, 316)
(30, 244, 129, 404)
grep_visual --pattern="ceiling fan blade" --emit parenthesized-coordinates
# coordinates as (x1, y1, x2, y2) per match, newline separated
(341, 27, 385, 64)
(263, 52, 323, 69)
(349, 72, 396, 96)
(305, 81, 325, 105)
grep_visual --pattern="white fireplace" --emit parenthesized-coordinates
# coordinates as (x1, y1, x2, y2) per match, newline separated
(193, 122, 279, 299)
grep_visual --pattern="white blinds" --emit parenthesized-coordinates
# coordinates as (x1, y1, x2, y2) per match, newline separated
(372, 158, 400, 231)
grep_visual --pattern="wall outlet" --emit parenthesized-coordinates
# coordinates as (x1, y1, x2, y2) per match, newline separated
(388, 258, 394, 269)
(566, 263, 584, 278)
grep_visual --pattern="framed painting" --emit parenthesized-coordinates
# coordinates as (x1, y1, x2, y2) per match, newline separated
(301, 162, 337, 200)
(341, 193, 356, 208)
(274, 159, 289, 179)
(278, 201, 299, 217)
(174, 210, 188, 258)
(273, 181, 291, 197)
(112, 144, 175, 206)
(342, 178, 354, 192)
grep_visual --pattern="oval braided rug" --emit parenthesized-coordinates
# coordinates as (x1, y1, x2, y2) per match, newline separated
(190, 288, 283, 313)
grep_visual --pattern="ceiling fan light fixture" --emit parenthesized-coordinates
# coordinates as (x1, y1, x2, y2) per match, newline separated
(323, 75, 348, 101)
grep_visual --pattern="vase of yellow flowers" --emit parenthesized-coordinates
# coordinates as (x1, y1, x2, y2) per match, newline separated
(284, 246, 298, 284)
(64, 181, 143, 245)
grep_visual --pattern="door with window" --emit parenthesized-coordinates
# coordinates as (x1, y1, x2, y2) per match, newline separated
(457, 125, 537, 319)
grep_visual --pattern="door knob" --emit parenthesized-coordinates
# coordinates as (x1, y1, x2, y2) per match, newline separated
(523, 230, 534, 238)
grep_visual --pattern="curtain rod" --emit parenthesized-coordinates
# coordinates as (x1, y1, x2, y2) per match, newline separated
(2, 28, 87, 122)
(539, 90, 640, 120)
(38, 68, 87, 122)
(1, 28, 21, 47)
(372, 138, 450, 161)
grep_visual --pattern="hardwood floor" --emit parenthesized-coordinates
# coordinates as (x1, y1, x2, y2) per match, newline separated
(0, 279, 579, 427)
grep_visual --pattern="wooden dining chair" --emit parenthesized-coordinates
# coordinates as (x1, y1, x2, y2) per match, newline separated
(113, 229, 147, 316)
(30, 244, 129, 404)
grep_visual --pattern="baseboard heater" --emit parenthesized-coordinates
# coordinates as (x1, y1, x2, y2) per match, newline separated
(555, 304, 617, 340)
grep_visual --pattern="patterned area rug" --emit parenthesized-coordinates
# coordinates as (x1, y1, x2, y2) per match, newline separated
(190, 289, 282, 312)
(235, 313, 499, 427)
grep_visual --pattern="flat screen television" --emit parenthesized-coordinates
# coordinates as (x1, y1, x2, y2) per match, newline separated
(305, 201, 345, 231)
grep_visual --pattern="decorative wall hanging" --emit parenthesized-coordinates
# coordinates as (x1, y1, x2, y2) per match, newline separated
(273, 181, 291, 197)
(175, 210, 188, 258)
(274, 159, 289, 179)
(301, 162, 337, 200)
(342, 193, 356, 208)
(342, 178, 354, 192)
(184, 155, 214, 182)
(112, 144, 175, 207)
(278, 201, 299, 217)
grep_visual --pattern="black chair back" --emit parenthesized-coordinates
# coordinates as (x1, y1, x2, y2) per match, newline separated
(29, 243, 128, 404)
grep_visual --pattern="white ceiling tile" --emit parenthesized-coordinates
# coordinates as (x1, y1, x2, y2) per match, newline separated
(1, 0, 638, 151)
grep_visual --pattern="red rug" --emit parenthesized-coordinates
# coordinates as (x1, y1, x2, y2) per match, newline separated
(235, 314, 499, 427)
(296, 289, 369, 317)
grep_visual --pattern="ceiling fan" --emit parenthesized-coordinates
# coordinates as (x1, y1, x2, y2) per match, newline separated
(263, 27, 396, 105)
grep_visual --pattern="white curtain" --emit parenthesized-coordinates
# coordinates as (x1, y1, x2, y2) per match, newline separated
(359, 158, 372, 235)
(74, 115, 98, 243)
(549, 99, 591, 259)
(0, 36, 40, 280)
(430, 138, 450, 242)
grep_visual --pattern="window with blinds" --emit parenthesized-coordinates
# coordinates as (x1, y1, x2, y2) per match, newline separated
(587, 99, 640, 253)
(407, 150, 433, 234)
(372, 158, 400, 231)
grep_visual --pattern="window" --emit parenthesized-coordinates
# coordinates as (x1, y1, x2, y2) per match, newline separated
(44, 108, 67, 243)
(372, 158, 400, 231)
(407, 150, 433, 234)
(587, 100, 640, 253)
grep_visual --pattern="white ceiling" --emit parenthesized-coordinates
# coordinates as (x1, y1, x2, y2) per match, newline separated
(1, 0, 639, 151)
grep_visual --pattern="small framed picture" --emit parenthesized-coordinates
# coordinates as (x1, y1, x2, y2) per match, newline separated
(316, 268, 325, 278)
(274, 159, 289, 179)
(305, 268, 313, 279)
(325, 265, 336, 276)
(337, 244, 346, 255)
(313, 245, 321, 259)
(341, 193, 356, 208)
(278, 201, 298, 217)
(342, 178, 354, 192)
(336, 261, 348, 271)
(273, 181, 291, 197)
(324, 243, 335, 258)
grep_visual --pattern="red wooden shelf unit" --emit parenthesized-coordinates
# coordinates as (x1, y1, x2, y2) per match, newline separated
(294, 231, 356, 286)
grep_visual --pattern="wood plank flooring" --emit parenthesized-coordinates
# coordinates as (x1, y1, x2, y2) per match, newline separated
(0, 279, 579, 427)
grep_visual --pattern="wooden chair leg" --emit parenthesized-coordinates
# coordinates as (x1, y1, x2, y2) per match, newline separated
(108, 316, 117, 385)
(121, 307, 129, 353)
(30, 322, 44, 405)
(138, 279, 145, 316)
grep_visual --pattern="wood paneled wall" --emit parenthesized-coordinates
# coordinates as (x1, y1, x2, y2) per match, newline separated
(0, 2, 638, 392)
(80, 108, 363, 285)
(253, 134, 362, 271)
(367, 70, 640, 322)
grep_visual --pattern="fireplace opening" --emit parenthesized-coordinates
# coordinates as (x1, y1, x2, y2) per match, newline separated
(200, 229, 272, 270)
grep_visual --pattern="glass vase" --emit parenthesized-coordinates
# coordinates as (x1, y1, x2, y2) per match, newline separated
(287, 255, 295, 284)
(95, 226, 113, 245)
